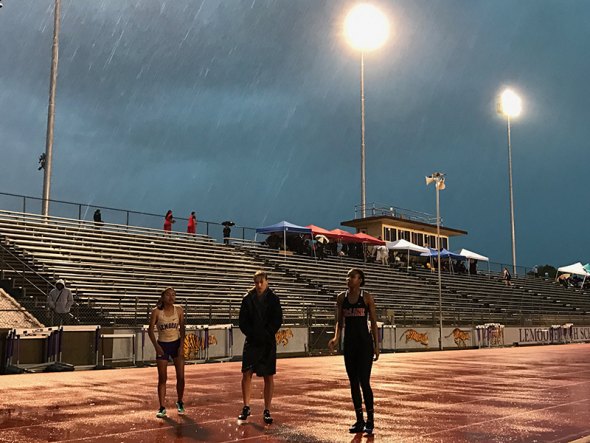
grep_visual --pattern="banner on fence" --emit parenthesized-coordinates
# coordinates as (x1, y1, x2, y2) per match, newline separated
(395, 327, 474, 350)
(232, 325, 307, 356)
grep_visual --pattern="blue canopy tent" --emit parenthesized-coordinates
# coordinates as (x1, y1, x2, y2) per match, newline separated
(421, 248, 466, 259)
(255, 221, 312, 257)
(420, 248, 466, 273)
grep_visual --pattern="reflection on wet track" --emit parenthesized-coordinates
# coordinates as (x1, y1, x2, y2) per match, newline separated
(2, 344, 590, 442)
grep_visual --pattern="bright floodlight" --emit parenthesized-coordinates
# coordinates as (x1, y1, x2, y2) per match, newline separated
(499, 89, 522, 118)
(344, 3, 389, 51)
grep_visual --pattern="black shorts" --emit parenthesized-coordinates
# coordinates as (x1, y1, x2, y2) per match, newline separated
(241, 341, 277, 376)
(157, 339, 181, 361)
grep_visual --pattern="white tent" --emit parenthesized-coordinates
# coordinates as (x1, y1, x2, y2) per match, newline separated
(386, 239, 429, 253)
(456, 248, 490, 276)
(557, 262, 590, 287)
(386, 239, 429, 271)
(557, 262, 590, 276)
(456, 248, 489, 262)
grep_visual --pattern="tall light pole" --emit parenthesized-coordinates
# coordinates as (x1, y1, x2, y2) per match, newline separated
(344, 3, 389, 218)
(497, 89, 522, 276)
(42, 0, 61, 217)
(426, 172, 445, 350)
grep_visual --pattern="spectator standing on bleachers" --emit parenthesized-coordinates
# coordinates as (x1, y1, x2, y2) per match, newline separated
(163, 210, 175, 232)
(223, 225, 231, 244)
(46, 279, 73, 325)
(187, 212, 197, 234)
(237, 270, 283, 425)
(455, 260, 467, 274)
(503, 267, 513, 287)
(148, 287, 186, 419)
(93, 209, 103, 229)
(328, 268, 379, 435)
(376, 245, 389, 265)
(316, 236, 327, 260)
(469, 259, 478, 275)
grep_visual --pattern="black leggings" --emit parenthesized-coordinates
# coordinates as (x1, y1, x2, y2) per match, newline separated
(344, 341, 374, 413)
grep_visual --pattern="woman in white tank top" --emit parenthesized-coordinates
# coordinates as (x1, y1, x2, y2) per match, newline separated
(148, 287, 186, 418)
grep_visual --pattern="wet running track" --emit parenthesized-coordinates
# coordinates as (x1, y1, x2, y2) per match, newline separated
(1, 344, 590, 442)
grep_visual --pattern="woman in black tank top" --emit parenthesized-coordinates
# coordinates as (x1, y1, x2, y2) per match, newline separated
(328, 268, 380, 435)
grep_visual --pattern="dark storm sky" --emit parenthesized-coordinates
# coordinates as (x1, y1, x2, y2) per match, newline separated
(1, 0, 589, 268)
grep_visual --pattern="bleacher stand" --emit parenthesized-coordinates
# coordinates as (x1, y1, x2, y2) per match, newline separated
(1, 209, 590, 334)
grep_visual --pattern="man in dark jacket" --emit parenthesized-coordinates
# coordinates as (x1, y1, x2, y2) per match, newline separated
(238, 270, 283, 425)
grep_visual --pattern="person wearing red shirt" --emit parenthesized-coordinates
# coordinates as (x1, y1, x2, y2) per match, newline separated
(187, 212, 197, 234)
(163, 210, 175, 232)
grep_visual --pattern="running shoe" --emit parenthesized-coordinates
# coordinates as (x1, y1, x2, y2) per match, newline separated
(238, 405, 251, 421)
(263, 409, 273, 425)
(364, 421, 374, 435)
(156, 407, 167, 418)
(176, 401, 185, 415)
(349, 420, 365, 433)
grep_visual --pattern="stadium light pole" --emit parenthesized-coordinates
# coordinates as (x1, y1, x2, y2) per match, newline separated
(426, 172, 445, 351)
(344, 3, 389, 218)
(497, 89, 522, 276)
(42, 0, 61, 217)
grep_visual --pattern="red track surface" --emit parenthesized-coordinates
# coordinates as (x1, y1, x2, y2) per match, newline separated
(2, 344, 590, 442)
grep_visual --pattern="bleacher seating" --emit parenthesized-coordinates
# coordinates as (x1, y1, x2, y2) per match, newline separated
(1, 209, 589, 327)
(235, 241, 590, 326)
(0, 211, 326, 325)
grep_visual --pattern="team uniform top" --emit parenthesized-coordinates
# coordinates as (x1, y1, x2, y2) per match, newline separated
(156, 305, 180, 342)
(342, 290, 372, 348)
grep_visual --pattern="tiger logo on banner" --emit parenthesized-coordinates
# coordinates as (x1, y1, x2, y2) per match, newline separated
(275, 328, 293, 347)
(399, 329, 429, 347)
(446, 328, 471, 348)
(183, 333, 218, 359)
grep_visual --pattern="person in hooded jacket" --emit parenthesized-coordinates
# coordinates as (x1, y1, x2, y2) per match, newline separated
(47, 279, 74, 325)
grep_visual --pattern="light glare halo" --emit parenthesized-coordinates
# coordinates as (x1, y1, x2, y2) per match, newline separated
(344, 3, 389, 51)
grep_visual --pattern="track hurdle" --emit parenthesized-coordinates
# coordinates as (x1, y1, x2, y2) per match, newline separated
(139, 325, 151, 365)
(184, 324, 234, 363)
(562, 323, 574, 343)
(208, 324, 233, 362)
(476, 323, 505, 348)
(97, 329, 136, 368)
(59, 325, 101, 370)
(4, 326, 60, 372)
(380, 324, 396, 351)
(184, 325, 209, 363)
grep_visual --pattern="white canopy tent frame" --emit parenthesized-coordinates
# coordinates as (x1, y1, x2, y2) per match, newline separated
(456, 248, 491, 276)
(557, 262, 590, 287)
(386, 239, 429, 271)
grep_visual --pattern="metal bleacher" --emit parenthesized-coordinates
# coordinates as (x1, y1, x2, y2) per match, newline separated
(236, 241, 590, 326)
(1, 209, 589, 328)
(0, 211, 326, 325)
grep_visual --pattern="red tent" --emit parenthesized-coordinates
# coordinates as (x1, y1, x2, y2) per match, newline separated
(328, 229, 362, 243)
(306, 224, 333, 236)
(354, 232, 385, 245)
